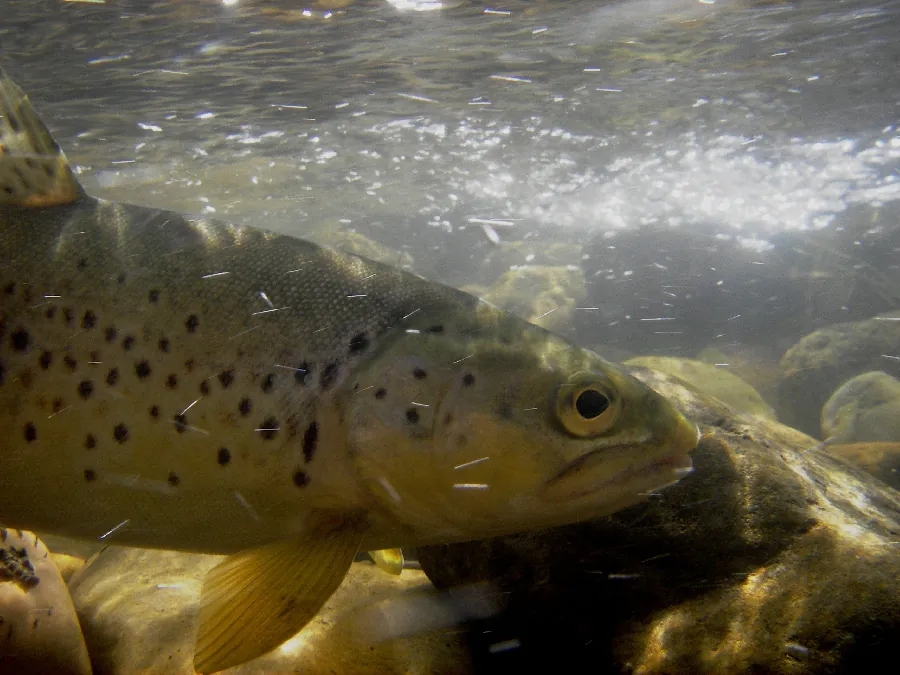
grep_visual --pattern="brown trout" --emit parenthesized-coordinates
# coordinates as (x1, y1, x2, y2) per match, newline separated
(0, 70, 698, 673)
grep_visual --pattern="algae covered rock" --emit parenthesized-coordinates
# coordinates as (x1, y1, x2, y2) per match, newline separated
(778, 312, 900, 436)
(67, 546, 468, 674)
(417, 370, 900, 674)
(820, 371, 900, 443)
(821, 443, 900, 491)
(626, 355, 776, 420)
(478, 265, 586, 335)
(0, 528, 92, 675)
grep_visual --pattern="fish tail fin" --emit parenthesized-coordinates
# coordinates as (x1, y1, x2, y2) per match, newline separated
(0, 68, 85, 207)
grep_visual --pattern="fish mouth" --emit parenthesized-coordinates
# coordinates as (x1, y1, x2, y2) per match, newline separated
(540, 418, 699, 503)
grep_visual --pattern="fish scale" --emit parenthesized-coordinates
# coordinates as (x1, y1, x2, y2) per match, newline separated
(0, 69, 698, 673)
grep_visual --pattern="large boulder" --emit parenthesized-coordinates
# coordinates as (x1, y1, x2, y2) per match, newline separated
(417, 368, 900, 674)
(820, 371, 900, 442)
(0, 528, 92, 675)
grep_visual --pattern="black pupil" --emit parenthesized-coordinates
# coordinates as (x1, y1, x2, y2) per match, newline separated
(575, 389, 609, 419)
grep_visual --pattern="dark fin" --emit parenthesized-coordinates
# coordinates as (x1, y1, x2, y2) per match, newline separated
(369, 548, 405, 575)
(193, 514, 366, 674)
(0, 69, 85, 207)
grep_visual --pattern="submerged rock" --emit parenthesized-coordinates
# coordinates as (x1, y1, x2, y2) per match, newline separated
(0, 528, 92, 675)
(417, 369, 900, 674)
(821, 443, 900, 491)
(778, 312, 900, 436)
(66, 547, 468, 674)
(820, 371, 900, 443)
(625, 355, 776, 420)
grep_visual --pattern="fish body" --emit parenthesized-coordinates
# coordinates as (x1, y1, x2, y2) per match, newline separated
(0, 70, 698, 672)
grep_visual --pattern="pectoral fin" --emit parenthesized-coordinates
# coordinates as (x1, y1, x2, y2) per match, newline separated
(369, 548, 405, 575)
(193, 515, 366, 674)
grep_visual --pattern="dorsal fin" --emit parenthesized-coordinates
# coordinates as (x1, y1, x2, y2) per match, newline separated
(0, 69, 85, 207)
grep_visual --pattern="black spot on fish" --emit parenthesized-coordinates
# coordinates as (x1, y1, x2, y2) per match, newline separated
(113, 424, 128, 443)
(302, 421, 318, 463)
(77, 380, 93, 399)
(105, 327, 117, 343)
(63, 308, 74, 326)
(199, 381, 210, 395)
(185, 314, 199, 333)
(374, 388, 386, 400)
(158, 338, 169, 353)
(349, 332, 369, 353)
(148, 289, 160, 303)
(293, 470, 310, 488)
(122, 335, 135, 351)
(117, 273, 126, 285)
(81, 310, 97, 329)
(294, 362, 311, 385)
(135, 360, 151, 379)
(174, 414, 187, 433)
(406, 408, 420, 424)
(106, 368, 119, 386)
(166, 374, 178, 389)
(217, 447, 231, 466)
(24, 423, 36, 442)
(426, 325, 444, 334)
(10, 328, 30, 351)
(3, 282, 15, 294)
(84, 434, 96, 450)
(413, 367, 427, 380)
(149, 405, 159, 419)
(261, 373, 275, 393)
(259, 417, 278, 440)
(238, 398, 252, 416)
(185, 359, 195, 372)
(45, 307, 57, 320)
(320, 362, 338, 390)
(167, 472, 180, 487)
(38, 351, 52, 370)
(462, 372, 476, 387)
(63, 355, 77, 371)
(84, 469, 96, 482)
(218, 369, 234, 389)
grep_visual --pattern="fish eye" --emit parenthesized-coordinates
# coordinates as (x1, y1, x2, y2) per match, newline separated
(556, 377, 621, 437)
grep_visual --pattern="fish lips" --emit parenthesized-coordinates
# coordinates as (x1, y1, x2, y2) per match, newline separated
(539, 423, 699, 504)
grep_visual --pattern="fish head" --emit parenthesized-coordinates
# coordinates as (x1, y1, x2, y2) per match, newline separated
(343, 304, 699, 545)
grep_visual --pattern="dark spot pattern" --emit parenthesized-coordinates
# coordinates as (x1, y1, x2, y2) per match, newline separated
(63, 309, 74, 326)
(149, 405, 160, 418)
(10, 329, 30, 351)
(349, 332, 369, 353)
(84, 434, 96, 449)
(166, 374, 178, 389)
(462, 372, 476, 387)
(320, 362, 338, 390)
(294, 362, 310, 385)
(45, 307, 57, 320)
(374, 388, 387, 400)
(81, 310, 97, 329)
(259, 417, 278, 440)
(413, 367, 427, 380)
(426, 325, 445, 333)
(117, 273, 126, 285)
(134, 360, 151, 379)
(218, 369, 234, 389)
(261, 373, 275, 394)
(406, 408, 420, 424)
(217, 447, 231, 466)
(63, 355, 77, 371)
(38, 351, 52, 370)
(122, 335, 135, 351)
(84, 469, 96, 482)
(174, 414, 187, 433)
(167, 472, 180, 487)
(293, 470, 310, 488)
(302, 422, 318, 463)
(185, 314, 199, 333)
(76, 258, 88, 271)
(238, 398, 252, 416)
(200, 381, 210, 395)
(106, 368, 119, 386)
(105, 327, 117, 343)
(3, 282, 15, 294)
(24, 423, 36, 442)
(158, 338, 169, 353)
(113, 424, 128, 443)
(77, 380, 93, 399)
(148, 289, 160, 303)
